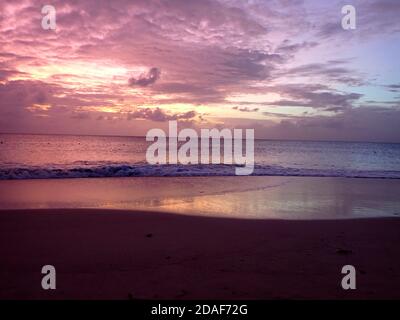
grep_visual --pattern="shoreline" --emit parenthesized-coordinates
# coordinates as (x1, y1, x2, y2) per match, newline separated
(1, 176, 399, 219)
(1, 208, 400, 299)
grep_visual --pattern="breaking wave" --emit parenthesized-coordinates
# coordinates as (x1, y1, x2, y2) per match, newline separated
(1, 163, 400, 180)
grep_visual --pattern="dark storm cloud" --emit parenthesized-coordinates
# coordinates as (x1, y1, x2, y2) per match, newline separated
(275, 41, 318, 56)
(0, 80, 54, 116)
(128, 67, 161, 87)
(265, 84, 363, 111)
(232, 106, 259, 112)
(385, 84, 400, 92)
(127, 108, 197, 122)
(283, 61, 365, 86)
(276, 106, 400, 142)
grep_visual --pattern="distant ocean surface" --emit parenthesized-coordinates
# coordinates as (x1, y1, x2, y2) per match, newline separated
(1, 133, 400, 180)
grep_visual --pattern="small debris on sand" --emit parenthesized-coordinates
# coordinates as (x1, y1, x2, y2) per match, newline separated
(336, 248, 353, 255)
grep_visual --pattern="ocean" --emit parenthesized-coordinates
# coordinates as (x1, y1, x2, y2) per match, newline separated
(1, 133, 400, 180)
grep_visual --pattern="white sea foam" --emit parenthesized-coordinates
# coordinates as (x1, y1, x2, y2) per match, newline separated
(1, 163, 400, 180)
(1, 134, 400, 180)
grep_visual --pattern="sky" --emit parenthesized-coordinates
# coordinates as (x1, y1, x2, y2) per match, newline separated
(0, 0, 400, 142)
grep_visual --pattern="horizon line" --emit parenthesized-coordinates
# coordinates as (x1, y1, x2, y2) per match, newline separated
(1, 131, 400, 145)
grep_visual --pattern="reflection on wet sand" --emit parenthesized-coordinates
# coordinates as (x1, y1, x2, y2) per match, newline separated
(1, 176, 399, 219)
(139, 177, 400, 219)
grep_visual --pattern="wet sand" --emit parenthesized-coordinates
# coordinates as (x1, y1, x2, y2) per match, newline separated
(1, 176, 400, 219)
(1, 209, 400, 299)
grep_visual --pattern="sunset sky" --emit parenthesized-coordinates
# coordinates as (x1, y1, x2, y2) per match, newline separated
(1, 0, 400, 142)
